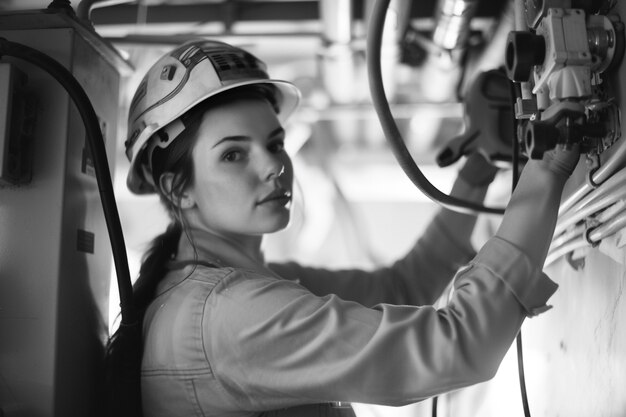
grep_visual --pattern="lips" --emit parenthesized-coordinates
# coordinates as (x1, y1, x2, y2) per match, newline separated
(258, 189, 292, 205)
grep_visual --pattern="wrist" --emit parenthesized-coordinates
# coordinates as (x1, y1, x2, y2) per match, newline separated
(527, 159, 570, 184)
(458, 153, 499, 187)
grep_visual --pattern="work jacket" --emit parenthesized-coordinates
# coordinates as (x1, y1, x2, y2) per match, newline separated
(140, 215, 557, 417)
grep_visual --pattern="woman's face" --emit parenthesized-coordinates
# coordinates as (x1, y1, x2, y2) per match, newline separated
(184, 96, 294, 238)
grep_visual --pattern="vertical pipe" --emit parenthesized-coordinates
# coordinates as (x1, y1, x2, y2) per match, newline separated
(432, 0, 480, 50)
(514, 0, 533, 99)
(319, 0, 353, 44)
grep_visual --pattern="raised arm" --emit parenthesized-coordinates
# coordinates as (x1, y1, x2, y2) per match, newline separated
(203, 150, 581, 411)
(495, 147, 580, 266)
(271, 153, 499, 307)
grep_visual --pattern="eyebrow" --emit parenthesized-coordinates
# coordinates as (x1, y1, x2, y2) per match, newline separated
(212, 127, 285, 149)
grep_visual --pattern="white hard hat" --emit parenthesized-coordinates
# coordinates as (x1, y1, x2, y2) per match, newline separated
(125, 39, 301, 194)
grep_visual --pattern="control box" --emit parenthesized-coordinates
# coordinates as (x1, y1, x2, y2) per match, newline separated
(0, 10, 130, 417)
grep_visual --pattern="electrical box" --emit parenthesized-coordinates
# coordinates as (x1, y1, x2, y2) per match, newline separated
(0, 10, 131, 417)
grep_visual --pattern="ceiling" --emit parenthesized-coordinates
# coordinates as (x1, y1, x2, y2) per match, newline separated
(0, 0, 514, 200)
(1, 0, 510, 101)
(0, 0, 517, 267)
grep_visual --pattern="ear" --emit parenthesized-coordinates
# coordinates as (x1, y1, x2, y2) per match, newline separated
(158, 172, 196, 209)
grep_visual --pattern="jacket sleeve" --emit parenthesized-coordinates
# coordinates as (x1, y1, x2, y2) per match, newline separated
(270, 212, 476, 308)
(204, 236, 557, 411)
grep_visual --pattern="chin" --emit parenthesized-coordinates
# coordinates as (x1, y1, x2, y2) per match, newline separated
(263, 212, 291, 233)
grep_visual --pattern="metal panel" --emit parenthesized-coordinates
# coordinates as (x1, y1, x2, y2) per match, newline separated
(0, 13, 126, 416)
(0, 28, 72, 417)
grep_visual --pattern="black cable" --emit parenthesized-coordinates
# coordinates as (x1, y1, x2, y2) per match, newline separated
(508, 80, 531, 417)
(0, 38, 136, 327)
(516, 332, 531, 417)
(431, 395, 438, 417)
(366, 0, 505, 216)
(368, 0, 533, 413)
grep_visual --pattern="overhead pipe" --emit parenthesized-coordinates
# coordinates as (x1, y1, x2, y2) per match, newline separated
(432, 0, 480, 50)
(319, 0, 353, 45)
(317, 0, 411, 104)
(77, 0, 135, 21)
(318, 0, 358, 104)
(419, 0, 481, 102)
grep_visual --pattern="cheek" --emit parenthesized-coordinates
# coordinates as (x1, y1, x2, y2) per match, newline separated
(193, 177, 248, 230)
(193, 167, 257, 211)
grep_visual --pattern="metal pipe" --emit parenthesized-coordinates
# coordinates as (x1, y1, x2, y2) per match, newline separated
(77, 0, 135, 21)
(513, 0, 533, 99)
(319, 0, 353, 45)
(432, 0, 479, 50)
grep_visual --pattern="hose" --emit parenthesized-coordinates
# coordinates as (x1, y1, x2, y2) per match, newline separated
(590, 208, 626, 241)
(560, 164, 626, 224)
(551, 222, 586, 249)
(554, 168, 626, 236)
(545, 238, 589, 266)
(565, 166, 626, 214)
(366, 0, 505, 215)
(546, 206, 626, 266)
(0, 38, 136, 327)
(555, 185, 626, 236)
(559, 138, 626, 214)
(548, 200, 626, 265)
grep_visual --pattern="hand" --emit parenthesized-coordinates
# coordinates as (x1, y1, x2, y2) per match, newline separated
(539, 145, 581, 179)
(458, 152, 499, 187)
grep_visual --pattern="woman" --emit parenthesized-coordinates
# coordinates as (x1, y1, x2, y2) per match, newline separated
(112, 39, 579, 417)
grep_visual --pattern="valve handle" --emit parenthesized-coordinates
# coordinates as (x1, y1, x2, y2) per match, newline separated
(505, 31, 546, 83)
(436, 69, 516, 167)
(524, 121, 558, 159)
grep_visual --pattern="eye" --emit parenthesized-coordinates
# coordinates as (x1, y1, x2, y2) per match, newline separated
(222, 149, 245, 162)
(268, 139, 285, 154)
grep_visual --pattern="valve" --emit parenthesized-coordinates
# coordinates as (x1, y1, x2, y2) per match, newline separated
(524, 120, 558, 159)
(505, 31, 546, 82)
(436, 69, 517, 168)
(524, 0, 603, 29)
(505, 1, 624, 159)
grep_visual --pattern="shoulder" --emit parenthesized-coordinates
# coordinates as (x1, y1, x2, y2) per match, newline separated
(169, 264, 307, 301)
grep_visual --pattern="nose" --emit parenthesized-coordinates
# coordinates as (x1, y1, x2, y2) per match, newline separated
(262, 152, 285, 181)
(266, 162, 284, 181)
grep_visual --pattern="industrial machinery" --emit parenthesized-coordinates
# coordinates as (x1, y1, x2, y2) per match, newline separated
(0, 0, 625, 416)
(369, 1, 626, 416)
(505, 0, 624, 159)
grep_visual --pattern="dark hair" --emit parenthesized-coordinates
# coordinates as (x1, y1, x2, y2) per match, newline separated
(103, 84, 280, 417)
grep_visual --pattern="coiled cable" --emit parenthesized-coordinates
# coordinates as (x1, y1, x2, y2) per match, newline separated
(366, 0, 505, 216)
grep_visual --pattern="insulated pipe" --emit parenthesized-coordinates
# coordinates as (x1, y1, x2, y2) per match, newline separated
(559, 138, 626, 214)
(546, 205, 626, 266)
(567, 166, 626, 214)
(545, 238, 588, 266)
(590, 208, 626, 241)
(551, 222, 585, 249)
(551, 199, 624, 248)
(555, 186, 626, 235)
